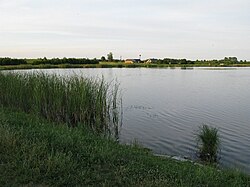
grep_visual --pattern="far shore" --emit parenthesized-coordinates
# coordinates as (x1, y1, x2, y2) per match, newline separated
(1, 62, 250, 71)
(1, 56, 250, 70)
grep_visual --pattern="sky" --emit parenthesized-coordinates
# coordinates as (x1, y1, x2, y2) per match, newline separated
(0, 0, 249, 60)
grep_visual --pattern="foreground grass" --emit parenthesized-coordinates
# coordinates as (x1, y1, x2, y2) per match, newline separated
(0, 108, 249, 186)
(0, 72, 120, 135)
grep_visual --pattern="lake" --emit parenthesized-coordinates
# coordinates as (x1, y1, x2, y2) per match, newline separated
(17, 67, 250, 173)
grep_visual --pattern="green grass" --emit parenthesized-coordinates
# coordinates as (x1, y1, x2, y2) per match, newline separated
(197, 125, 220, 163)
(0, 72, 120, 135)
(0, 108, 249, 186)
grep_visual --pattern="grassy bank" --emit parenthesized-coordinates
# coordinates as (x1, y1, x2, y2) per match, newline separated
(0, 108, 249, 186)
(0, 72, 120, 135)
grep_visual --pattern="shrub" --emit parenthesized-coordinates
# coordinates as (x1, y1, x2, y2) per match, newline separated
(196, 124, 220, 163)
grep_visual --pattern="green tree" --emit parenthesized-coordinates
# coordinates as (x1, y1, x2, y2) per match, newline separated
(107, 52, 113, 62)
(101, 56, 106, 62)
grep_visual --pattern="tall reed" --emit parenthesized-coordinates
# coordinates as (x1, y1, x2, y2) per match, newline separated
(196, 124, 220, 163)
(0, 71, 121, 136)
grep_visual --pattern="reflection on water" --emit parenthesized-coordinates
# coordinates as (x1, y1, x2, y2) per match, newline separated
(15, 67, 250, 173)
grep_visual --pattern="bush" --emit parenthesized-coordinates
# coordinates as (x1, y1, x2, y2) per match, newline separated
(196, 124, 220, 163)
(31, 58, 99, 65)
(0, 58, 27, 65)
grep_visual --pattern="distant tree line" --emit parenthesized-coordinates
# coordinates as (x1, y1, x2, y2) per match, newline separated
(155, 57, 250, 65)
(0, 58, 27, 65)
(155, 58, 195, 64)
(195, 57, 240, 64)
(0, 56, 249, 66)
(31, 57, 99, 65)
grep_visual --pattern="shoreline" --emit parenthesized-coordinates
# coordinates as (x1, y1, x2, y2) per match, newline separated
(1, 62, 250, 71)
(0, 107, 249, 186)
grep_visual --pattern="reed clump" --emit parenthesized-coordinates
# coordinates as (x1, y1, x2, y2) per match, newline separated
(196, 124, 220, 163)
(0, 71, 120, 135)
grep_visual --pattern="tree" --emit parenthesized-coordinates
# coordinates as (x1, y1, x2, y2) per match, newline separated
(223, 57, 238, 64)
(107, 52, 113, 62)
(101, 56, 106, 62)
(228, 57, 238, 63)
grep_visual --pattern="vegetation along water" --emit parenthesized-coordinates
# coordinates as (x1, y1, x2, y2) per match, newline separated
(0, 71, 120, 136)
(0, 108, 249, 186)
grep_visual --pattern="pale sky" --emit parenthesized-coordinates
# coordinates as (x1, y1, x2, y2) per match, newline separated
(0, 0, 249, 60)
